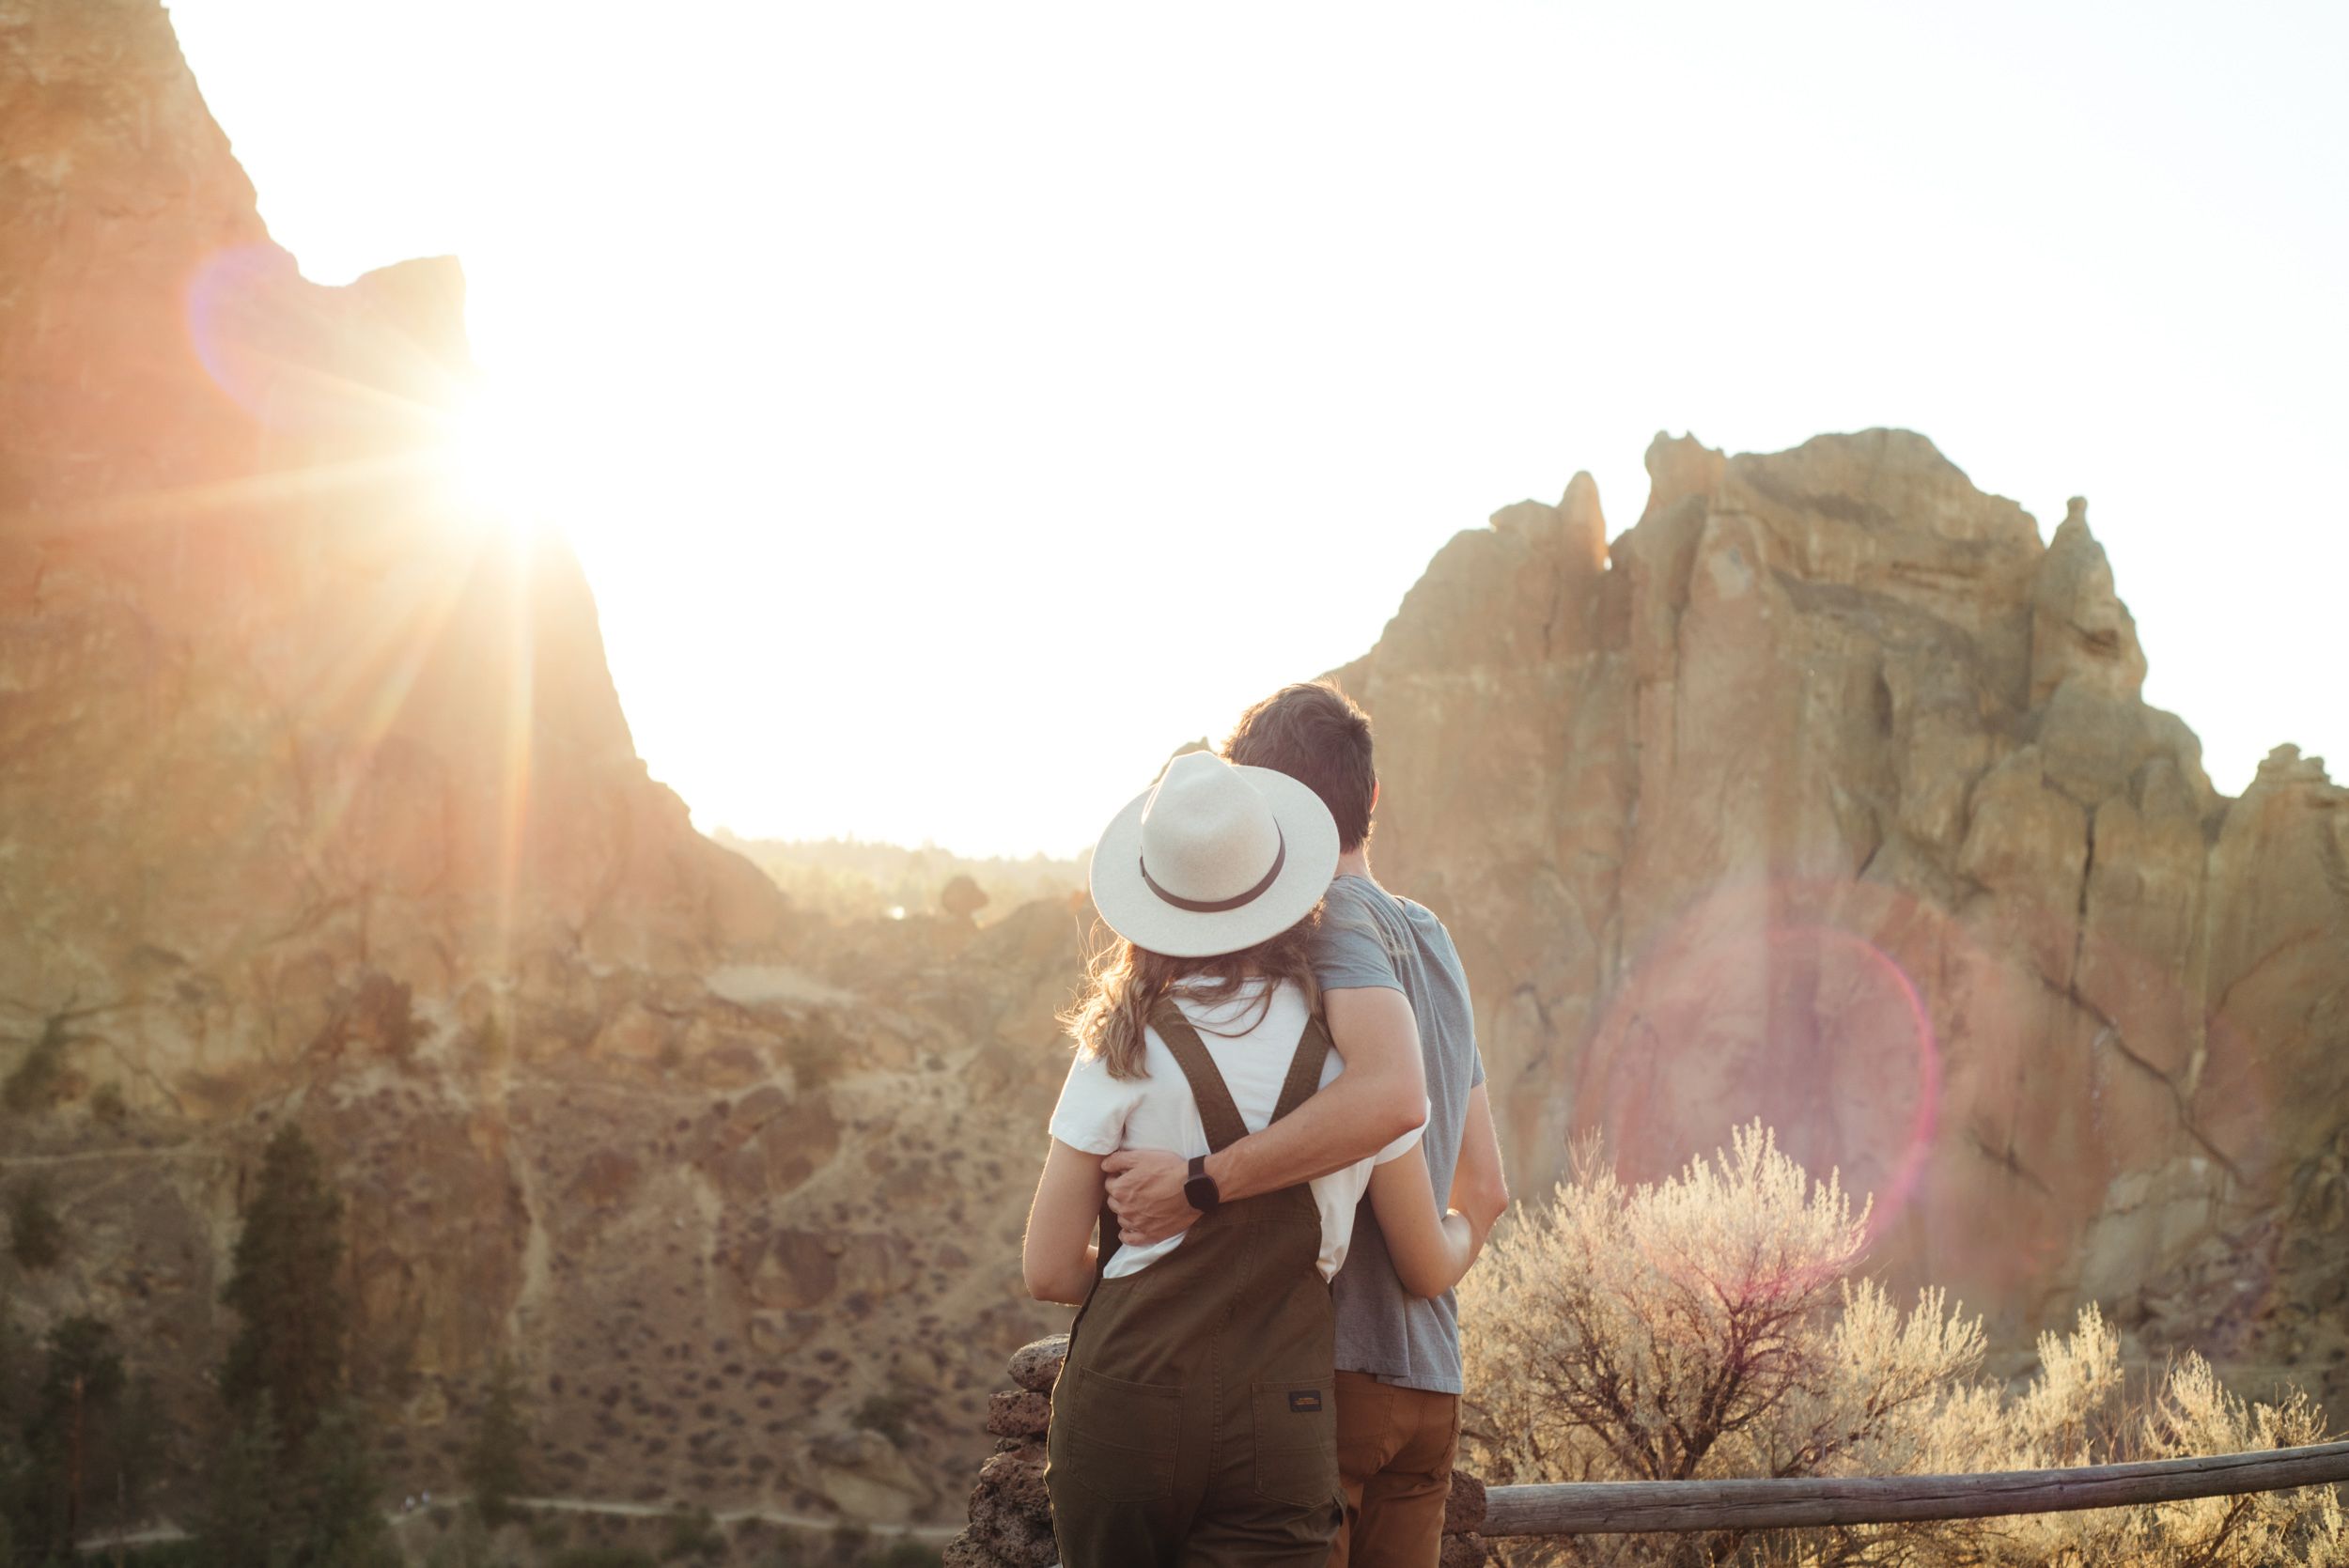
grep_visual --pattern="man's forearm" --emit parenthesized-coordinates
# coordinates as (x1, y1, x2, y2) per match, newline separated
(1203, 1061, 1422, 1203)
(1103, 985, 1429, 1245)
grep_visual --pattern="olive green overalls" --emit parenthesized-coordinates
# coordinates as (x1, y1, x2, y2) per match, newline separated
(1046, 1002, 1345, 1568)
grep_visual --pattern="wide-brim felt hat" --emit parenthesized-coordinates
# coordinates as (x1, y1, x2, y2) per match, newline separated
(1088, 750, 1340, 959)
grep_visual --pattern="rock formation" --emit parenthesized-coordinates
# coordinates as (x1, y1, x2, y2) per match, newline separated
(1334, 431, 2349, 1389)
(0, 0, 1073, 1524)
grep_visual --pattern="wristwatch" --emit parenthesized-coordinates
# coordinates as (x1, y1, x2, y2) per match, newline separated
(1184, 1154, 1221, 1216)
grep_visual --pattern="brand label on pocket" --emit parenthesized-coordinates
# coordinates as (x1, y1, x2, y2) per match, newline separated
(1287, 1389, 1323, 1413)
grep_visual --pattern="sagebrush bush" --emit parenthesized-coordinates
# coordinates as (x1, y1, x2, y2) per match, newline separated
(1460, 1123, 2343, 1568)
(7, 1178, 64, 1270)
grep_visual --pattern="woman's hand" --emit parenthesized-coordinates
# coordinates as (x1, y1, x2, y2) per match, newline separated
(1022, 1139, 1107, 1305)
(1367, 1144, 1485, 1298)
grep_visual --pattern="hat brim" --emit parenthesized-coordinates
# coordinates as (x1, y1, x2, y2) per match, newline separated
(1087, 764, 1341, 959)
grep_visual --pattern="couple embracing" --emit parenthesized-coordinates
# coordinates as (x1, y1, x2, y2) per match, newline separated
(1022, 680, 1510, 1568)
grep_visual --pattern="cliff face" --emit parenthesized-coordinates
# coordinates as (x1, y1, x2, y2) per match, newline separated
(1336, 431, 2349, 1379)
(0, 0, 1073, 1522)
(1, 0, 790, 1098)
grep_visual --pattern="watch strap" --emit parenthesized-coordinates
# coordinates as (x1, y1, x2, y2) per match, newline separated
(1184, 1153, 1221, 1214)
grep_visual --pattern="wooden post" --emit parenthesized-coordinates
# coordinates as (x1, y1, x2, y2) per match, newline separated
(1477, 1441, 2349, 1537)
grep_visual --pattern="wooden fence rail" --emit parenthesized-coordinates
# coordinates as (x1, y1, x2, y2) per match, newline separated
(1476, 1439, 2349, 1537)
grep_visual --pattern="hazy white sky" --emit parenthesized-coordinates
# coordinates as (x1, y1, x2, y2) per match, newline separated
(171, 1, 2347, 858)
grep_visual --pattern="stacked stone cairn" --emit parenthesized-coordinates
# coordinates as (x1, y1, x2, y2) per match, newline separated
(945, 1334, 1493, 1566)
(942, 1335, 1066, 1567)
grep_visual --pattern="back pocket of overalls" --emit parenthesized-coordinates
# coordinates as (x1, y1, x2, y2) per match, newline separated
(1048, 1366, 1181, 1502)
(1251, 1378, 1337, 1508)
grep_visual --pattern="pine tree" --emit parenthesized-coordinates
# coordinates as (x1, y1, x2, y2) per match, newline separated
(9, 1314, 128, 1560)
(289, 1400, 398, 1568)
(197, 1395, 294, 1568)
(220, 1122, 348, 1455)
(462, 1354, 531, 1529)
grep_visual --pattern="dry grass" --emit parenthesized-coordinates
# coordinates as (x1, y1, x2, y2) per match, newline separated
(1460, 1124, 2345, 1568)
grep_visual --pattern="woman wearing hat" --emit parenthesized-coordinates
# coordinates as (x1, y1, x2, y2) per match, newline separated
(1022, 751, 1486, 1567)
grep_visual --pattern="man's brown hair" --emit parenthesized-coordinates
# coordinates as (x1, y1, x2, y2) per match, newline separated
(1221, 680, 1377, 851)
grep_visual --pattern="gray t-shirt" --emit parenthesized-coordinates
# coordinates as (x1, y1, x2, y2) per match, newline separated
(1313, 874, 1485, 1394)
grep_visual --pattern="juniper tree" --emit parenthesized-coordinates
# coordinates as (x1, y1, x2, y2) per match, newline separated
(6, 1179, 63, 1272)
(220, 1122, 349, 1454)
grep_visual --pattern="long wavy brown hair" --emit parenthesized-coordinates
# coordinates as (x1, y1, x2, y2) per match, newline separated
(1061, 905, 1325, 1080)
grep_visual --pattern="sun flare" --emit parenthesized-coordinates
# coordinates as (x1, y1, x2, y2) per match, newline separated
(444, 382, 571, 541)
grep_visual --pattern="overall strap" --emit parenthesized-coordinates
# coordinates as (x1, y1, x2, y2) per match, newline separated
(1270, 1006, 1332, 1124)
(1150, 1001, 1252, 1154)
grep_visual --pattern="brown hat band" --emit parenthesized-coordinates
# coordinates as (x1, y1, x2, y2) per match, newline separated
(1138, 829, 1288, 914)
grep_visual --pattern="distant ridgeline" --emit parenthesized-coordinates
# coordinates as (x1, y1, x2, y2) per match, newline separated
(2, 0, 2345, 1546)
(713, 832, 1086, 927)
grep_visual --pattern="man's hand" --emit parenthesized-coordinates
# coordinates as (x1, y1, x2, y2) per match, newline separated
(1101, 1148, 1199, 1247)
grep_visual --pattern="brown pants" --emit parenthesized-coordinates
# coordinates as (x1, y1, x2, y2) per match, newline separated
(1329, 1369, 1460, 1568)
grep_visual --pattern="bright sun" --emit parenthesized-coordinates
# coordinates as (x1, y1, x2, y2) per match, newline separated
(445, 382, 573, 541)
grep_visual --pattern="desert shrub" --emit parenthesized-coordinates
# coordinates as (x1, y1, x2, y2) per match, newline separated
(552, 1549, 657, 1568)
(661, 1502, 725, 1562)
(90, 1079, 129, 1123)
(786, 1019, 854, 1084)
(859, 1543, 941, 1568)
(421, 1505, 493, 1568)
(853, 1389, 914, 1447)
(756, 1527, 815, 1566)
(1, 1014, 71, 1112)
(7, 1179, 64, 1270)
(1885, 1312, 2345, 1567)
(1462, 1123, 2344, 1568)
(112, 1544, 210, 1565)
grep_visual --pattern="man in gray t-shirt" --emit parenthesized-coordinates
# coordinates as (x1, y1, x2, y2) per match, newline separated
(1315, 875, 1485, 1395)
(1103, 680, 1510, 1568)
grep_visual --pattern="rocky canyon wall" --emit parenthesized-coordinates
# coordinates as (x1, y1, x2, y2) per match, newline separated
(1334, 430, 2349, 1389)
(1, 0, 1075, 1525)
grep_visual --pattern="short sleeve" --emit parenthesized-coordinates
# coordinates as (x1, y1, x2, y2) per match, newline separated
(1047, 1048, 1139, 1156)
(1312, 881, 1403, 993)
(1371, 1095, 1430, 1166)
(1470, 1049, 1486, 1089)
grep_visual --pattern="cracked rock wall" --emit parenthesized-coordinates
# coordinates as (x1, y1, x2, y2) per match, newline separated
(1335, 430, 2349, 1388)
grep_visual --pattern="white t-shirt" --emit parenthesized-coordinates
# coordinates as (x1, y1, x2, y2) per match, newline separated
(1048, 978, 1425, 1281)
